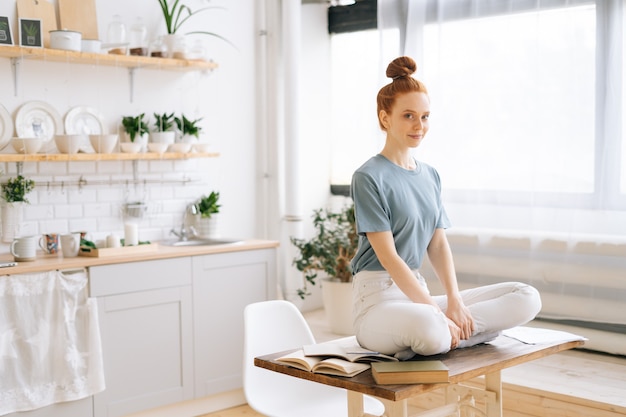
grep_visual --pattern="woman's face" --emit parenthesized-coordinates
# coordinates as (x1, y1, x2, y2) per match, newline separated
(380, 91, 430, 149)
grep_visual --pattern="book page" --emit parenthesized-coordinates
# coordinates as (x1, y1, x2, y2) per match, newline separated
(303, 336, 398, 362)
(276, 349, 322, 372)
(312, 358, 370, 377)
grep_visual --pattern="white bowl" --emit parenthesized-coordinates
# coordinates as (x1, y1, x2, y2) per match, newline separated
(148, 143, 168, 154)
(55, 134, 85, 154)
(82, 39, 102, 53)
(192, 143, 211, 153)
(120, 142, 143, 153)
(168, 143, 191, 153)
(12, 137, 43, 154)
(89, 134, 118, 153)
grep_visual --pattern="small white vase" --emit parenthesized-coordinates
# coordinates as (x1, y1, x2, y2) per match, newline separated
(150, 131, 176, 145)
(194, 214, 218, 239)
(2, 202, 24, 243)
(122, 132, 148, 152)
(162, 33, 186, 59)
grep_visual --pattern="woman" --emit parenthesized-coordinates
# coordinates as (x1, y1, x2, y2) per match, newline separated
(351, 56, 542, 359)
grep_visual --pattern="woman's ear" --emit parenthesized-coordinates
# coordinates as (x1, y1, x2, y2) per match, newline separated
(379, 110, 390, 130)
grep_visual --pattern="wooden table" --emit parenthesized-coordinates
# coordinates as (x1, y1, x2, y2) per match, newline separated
(255, 334, 585, 417)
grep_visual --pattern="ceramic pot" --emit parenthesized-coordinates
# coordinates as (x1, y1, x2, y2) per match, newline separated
(50, 30, 82, 52)
(194, 214, 218, 238)
(2, 202, 24, 243)
(321, 278, 354, 335)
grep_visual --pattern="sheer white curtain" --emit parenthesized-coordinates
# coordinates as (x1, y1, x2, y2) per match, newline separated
(331, 0, 626, 237)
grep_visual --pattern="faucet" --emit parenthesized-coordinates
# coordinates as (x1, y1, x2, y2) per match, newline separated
(170, 203, 197, 241)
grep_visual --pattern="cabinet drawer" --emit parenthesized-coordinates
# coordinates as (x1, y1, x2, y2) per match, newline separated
(89, 258, 192, 296)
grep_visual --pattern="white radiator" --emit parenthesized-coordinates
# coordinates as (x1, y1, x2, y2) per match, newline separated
(421, 228, 626, 356)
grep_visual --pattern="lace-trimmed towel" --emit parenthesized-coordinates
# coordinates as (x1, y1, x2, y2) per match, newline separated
(0, 269, 105, 415)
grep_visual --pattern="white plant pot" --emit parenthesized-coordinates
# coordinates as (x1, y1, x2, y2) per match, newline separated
(194, 214, 219, 239)
(150, 131, 176, 145)
(2, 202, 24, 243)
(162, 33, 186, 59)
(122, 132, 148, 152)
(321, 278, 354, 335)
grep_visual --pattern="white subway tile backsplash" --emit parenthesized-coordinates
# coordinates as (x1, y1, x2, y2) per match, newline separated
(68, 161, 97, 174)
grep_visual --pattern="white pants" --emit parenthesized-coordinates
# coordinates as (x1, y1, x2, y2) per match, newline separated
(352, 270, 542, 357)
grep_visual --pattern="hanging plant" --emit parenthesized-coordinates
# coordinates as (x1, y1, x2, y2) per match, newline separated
(1, 175, 35, 203)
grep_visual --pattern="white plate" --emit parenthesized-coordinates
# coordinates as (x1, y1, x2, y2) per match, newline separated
(0, 104, 13, 151)
(15, 101, 64, 149)
(65, 106, 105, 135)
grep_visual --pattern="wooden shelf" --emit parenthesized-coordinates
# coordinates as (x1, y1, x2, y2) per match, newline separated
(0, 152, 219, 163)
(0, 45, 218, 71)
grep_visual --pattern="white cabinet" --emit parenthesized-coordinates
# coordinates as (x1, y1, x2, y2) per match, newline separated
(89, 258, 194, 417)
(192, 248, 277, 397)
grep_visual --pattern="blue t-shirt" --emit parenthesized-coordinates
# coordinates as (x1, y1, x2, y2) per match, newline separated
(350, 154, 451, 274)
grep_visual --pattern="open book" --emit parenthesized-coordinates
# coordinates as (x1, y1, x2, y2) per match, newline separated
(276, 349, 370, 377)
(276, 336, 398, 377)
(302, 336, 399, 363)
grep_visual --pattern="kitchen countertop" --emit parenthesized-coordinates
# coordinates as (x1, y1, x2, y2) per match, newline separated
(0, 239, 279, 276)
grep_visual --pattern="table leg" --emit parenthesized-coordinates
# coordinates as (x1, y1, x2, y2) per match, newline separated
(347, 391, 389, 417)
(347, 391, 364, 417)
(380, 398, 408, 417)
(484, 370, 502, 417)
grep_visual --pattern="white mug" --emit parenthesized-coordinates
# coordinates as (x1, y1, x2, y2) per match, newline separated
(60, 233, 80, 257)
(10, 235, 38, 261)
(106, 234, 121, 248)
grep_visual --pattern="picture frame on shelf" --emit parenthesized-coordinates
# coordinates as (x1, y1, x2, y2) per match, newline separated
(0, 16, 13, 45)
(19, 18, 42, 48)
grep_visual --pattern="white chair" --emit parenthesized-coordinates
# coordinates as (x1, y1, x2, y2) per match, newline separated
(243, 300, 385, 417)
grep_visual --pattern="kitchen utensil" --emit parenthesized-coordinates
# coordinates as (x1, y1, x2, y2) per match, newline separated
(49, 29, 82, 52)
(58, 0, 98, 41)
(39, 233, 59, 254)
(11, 235, 38, 261)
(17, 0, 58, 48)
(61, 233, 80, 257)
(54, 134, 85, 154)
(89, 134, 118, 153)
(12, 137, 43, 154)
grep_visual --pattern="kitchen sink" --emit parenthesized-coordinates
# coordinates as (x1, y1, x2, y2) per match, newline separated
(160, 237, 243, 247)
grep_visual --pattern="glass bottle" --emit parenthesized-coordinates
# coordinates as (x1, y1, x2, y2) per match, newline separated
(106, 15, 127, 55)
(129, 17, 148, 56)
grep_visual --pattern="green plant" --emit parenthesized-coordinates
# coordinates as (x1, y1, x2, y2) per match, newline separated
(122, 114, 149, 142)
(157, 0, 233, 47)
(1, 175, 35, 203)
(22, 22, 38, 37)
(195, 191, 220, 218)
(291, 203, 357, 299)
(153, 112, 175, 132)
(175, 114, 203, 139)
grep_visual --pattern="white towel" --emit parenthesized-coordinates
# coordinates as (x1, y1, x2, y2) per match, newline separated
(0, 269, 105, 415)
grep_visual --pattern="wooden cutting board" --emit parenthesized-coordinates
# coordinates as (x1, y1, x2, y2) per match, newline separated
(16, 0, 58, 47)
(58, 0, 99, 40)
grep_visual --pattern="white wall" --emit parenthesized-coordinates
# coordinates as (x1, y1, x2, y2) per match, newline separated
(0, 0, 258, 250)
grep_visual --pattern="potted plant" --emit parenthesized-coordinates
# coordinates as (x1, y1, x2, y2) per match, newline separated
(151, 112, 176, 145)
(121, 114, 149, 152)
(156, 0, 234, 58)
(291, 203, 357, 334)
(193, 191, 220, 238)
(175, 114, 203, 142)
(1, 175, 35, 242)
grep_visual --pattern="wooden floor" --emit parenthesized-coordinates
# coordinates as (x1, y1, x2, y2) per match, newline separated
(200, 309, 626, 417)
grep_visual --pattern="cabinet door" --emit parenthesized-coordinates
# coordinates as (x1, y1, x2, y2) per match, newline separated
(192, 248, 277, 397)
(90, 259, 193, 417)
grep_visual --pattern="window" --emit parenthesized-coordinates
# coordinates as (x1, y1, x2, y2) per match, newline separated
(330, 1, 626, 220)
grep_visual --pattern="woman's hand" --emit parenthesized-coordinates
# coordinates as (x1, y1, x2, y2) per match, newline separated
(445, 296, 475, 340)
(446, 317, 461, 349)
